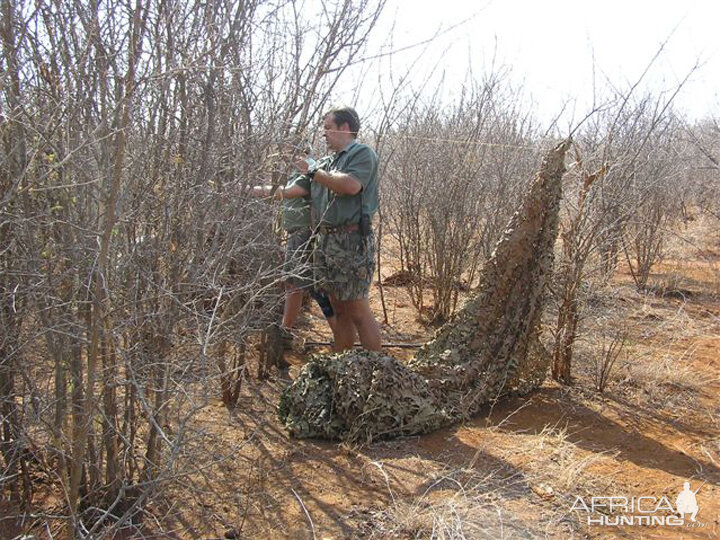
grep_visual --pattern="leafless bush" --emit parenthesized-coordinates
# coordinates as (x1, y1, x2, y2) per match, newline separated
(381, 74, 539, 322)
(551, 89, 688, 383)
(680, 116, 720, 219)
(620, 115, 686, 290)
(0, 0, 384, 536)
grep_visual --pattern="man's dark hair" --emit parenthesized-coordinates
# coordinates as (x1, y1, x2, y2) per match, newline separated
(325, 106, 360, 137)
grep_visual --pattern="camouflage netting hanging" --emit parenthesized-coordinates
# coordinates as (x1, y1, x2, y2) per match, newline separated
(278, 140, 571, 442)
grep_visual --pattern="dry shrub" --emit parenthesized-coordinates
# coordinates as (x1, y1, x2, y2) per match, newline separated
(0, 0, 387, 535)
(592, 331, 627, 393)
(381, 76, 539, 322)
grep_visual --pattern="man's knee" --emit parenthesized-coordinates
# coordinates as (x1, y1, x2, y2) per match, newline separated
(344, 299, 373, 323)
(329, 296, 350, 318)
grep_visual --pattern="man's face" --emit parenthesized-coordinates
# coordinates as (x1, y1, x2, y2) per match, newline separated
(323, 114, 348, 152)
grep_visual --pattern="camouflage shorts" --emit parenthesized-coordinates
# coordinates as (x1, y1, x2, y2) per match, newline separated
(314, 230, 375, 301)
(283, 228, 313, 289)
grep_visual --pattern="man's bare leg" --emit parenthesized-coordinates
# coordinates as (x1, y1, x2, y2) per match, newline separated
(330, 296, 381, 352)
(325, 315, 339, 337)
(328, 295, 356, 351)
(282, 286, 304, 329)
(347, 298, 381, 351)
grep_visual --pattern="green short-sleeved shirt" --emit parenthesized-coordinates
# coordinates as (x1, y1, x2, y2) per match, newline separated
(282, 173, 311, 231)
(312, 141, 379, 227)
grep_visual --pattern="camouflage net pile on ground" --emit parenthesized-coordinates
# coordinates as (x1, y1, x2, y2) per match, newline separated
(278, 140, 571, 442)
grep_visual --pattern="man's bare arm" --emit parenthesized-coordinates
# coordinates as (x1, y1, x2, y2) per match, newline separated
(312, 169, 362, 195)
(249, 184, 309, 200)
(295, 159, 362, 195)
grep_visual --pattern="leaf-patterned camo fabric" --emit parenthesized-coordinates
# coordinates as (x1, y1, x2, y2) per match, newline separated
(278, 351, 451, 443)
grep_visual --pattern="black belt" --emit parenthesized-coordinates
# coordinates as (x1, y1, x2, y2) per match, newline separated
(317, 223, 359, 234)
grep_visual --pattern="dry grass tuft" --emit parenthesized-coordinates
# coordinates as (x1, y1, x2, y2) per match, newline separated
(616, 349, 710, 409)
(368, 498, 542, 539)
(362, 471, 548, 539)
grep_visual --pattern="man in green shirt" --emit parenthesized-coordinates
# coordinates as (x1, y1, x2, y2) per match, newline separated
(296, 106, 381, 352)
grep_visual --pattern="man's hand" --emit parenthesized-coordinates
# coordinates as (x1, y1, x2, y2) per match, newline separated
(248, 185, 273, 198)
(292, 155, 359, 194)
